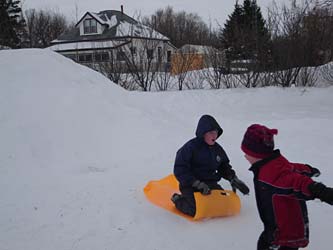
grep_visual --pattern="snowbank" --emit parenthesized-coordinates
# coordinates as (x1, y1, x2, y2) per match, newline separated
(1, 49, 333, 250)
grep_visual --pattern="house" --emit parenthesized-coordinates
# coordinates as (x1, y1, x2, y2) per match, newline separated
(49, 7, 176, 72)
(171, 44, 222, 75)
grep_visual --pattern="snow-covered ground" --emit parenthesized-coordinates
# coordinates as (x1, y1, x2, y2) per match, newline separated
(1, 49, 332, 250)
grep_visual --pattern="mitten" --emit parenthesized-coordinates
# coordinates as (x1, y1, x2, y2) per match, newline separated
(305, 164, 321, 177)
(308, 182, 333, 205)
(218, 163, 236, 181)
(192, 180, 211, 195)
(230, 176, 250, 195)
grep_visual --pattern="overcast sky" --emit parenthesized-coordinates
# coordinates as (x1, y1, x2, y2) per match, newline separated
(22, 0, 290, 27)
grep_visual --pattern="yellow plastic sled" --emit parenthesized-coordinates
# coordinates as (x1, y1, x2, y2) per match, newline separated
(143, 174, 241, 221)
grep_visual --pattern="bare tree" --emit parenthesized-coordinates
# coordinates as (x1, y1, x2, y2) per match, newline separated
(235, 71, 261, 88)
(111, 19, 174, 91)
(265, 0, 333, 87)
(297, 67, 319, 86)
(25, 8, 69, 48)
(271, 68, 301, 87)
(155, 70, 173, 91)
(199, 47, 229, 89)
(120, 40, 159, 91)
(266, 1, 311, 86)
(171, 46, 199, 90)
(269, 0, 332, 66)
(93, 52, 135, 90)
(260, 71, 274, 87)
(320, 63, 333, 84)
(268, 1, 306, 69)
(143, 6, 214, 48)
(185, 71, 205, 89)
(271, 66, 319, 87)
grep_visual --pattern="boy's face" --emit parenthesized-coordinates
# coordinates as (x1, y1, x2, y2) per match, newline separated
(204, 130, 218, 146)
(244, 154, 261, 164)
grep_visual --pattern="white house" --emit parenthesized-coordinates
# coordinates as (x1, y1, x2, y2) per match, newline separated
(49, 8, 176, 72)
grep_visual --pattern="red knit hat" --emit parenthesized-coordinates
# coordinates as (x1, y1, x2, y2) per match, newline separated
(241, 124, 278, 158)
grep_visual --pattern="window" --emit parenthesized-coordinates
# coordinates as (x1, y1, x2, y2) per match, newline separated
(147, 49, 154, 59)
(94, 53, 102, 62)
(167, 51, 172, 63)
(117, 51, 126, 61)
(78, 54, 85, 62)
(65, 54, 77, 61)
(157, 47, 162, 61)
(94, 52, 109, 62)
(83, 19, 97, 34)
(101, 52, 109, 61)
(85, 54, 92, 61)
(78, 53, 93, 62)
(130, 47, 137, 56)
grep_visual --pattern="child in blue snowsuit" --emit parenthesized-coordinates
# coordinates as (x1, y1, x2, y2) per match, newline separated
(172, 114, 249, 217)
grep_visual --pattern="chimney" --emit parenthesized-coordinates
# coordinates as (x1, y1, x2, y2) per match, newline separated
(121, 5, 123, 14)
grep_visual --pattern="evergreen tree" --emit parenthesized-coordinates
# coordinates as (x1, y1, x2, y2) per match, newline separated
(242, 0, 270, 58)
(219, 0, 271, 69)
(219, 1, 243, 51)
(0, 0, 25, 48)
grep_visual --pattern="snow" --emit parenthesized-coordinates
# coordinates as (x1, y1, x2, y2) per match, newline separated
(105, 14, 118, 28)
(115, 21, 168, 40)
(1, 48, 333, 250)
(88, 12, 106, 26)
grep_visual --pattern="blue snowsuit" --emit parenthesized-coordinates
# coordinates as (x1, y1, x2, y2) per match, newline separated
(173, 115, 235, 216)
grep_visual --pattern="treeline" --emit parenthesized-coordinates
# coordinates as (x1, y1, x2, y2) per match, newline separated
(0, 0, 72, 48)
(2, 0, 332, 66)
(144, 0, 333, 71)
(1, 0, 333, 89)
(24, 9, 71, 48)
(142, 6, 218, 48)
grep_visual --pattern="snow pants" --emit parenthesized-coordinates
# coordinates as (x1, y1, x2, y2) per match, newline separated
(257, 231, 299, 250)
(174, 182, 223, 217)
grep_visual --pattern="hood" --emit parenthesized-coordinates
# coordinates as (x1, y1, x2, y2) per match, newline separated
(195, 115, 223, 138)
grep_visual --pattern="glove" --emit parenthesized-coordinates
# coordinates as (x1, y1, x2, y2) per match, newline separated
(308, 182, 333, 205)
(192, 180, 211, 195)
(230, 176, 250, 195)
(305, 164, 321, 177)
(218, 163, 236, 181)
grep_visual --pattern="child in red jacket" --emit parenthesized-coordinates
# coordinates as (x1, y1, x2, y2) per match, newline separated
(241, 124, 333, 250)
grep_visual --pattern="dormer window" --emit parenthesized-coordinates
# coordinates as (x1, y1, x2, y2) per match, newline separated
(83, 19, 97, 34)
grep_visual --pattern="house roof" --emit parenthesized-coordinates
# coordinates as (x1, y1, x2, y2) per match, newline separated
(179, 44, 217, 54)
(48, 40, 131, 53)
(75, 10, 138, 28)
(51, 10, 169, 45)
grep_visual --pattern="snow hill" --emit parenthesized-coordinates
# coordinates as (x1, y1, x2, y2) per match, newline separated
(1, 49, 333, 250)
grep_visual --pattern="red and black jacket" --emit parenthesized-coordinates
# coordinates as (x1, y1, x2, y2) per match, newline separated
(249, 150, 314, 248)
